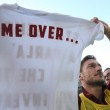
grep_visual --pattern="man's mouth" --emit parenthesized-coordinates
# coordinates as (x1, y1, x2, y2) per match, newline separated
(95, 73, 103, 76)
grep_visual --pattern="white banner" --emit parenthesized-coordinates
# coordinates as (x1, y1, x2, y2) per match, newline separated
(0, 3, 104, 110)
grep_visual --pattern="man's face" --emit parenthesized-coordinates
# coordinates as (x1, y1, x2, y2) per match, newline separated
(103, 69, 110, 85)
(80, 59, 104, 86)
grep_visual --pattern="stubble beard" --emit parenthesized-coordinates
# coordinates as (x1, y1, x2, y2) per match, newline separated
(86, 79, 105, 86)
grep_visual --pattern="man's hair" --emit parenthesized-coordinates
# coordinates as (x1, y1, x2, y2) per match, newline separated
(80, 55, 96, 72)
(104, 67, 110, 72)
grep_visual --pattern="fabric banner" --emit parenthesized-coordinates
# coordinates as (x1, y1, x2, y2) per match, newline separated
(0, 3, 104, 110)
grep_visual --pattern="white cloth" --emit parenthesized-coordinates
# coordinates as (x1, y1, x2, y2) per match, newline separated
(0, 3, 104, 110)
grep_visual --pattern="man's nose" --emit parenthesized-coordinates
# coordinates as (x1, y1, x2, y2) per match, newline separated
(96, 65, 102, 72)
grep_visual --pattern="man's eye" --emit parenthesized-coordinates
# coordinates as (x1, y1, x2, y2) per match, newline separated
(89, 64, 96, 68)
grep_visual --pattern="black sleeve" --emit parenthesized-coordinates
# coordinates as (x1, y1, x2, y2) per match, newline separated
(78, 95, 81, 110)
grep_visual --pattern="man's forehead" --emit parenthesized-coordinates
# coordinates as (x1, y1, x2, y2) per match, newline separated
(84, 59, 97, 65)
(104, 69, 110, 75)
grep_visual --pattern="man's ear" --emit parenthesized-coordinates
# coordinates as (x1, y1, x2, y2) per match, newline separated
(79, 73, 83, 81)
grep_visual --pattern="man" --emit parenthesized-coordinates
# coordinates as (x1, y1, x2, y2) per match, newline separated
(78, 55, 110, 110)
(103, 68, 110, 85)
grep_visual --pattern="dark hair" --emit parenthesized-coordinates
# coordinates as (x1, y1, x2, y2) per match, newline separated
(104, 68, 110, 72)
(80, 55, 96, 72)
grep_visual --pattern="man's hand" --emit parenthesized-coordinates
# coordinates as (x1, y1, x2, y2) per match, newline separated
(91, 17, 100, 24)
(91, 17, 110, 40)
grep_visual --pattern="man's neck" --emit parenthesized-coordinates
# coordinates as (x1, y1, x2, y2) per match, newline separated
(83, 85, 103, 100)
